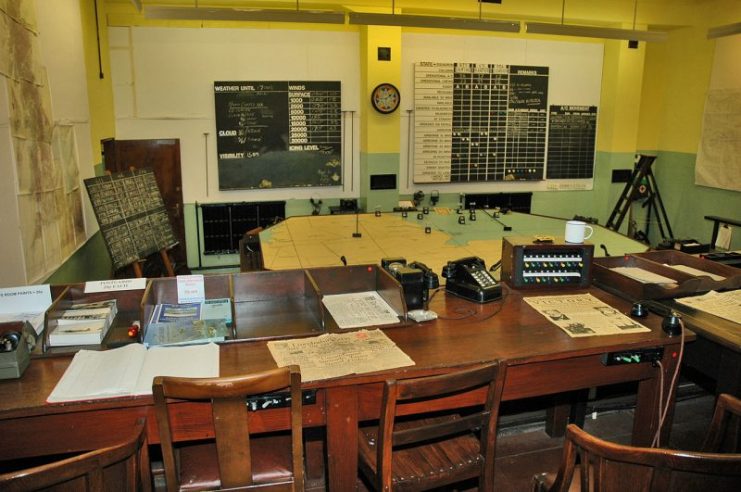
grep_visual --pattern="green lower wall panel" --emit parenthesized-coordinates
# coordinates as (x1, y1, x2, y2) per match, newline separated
(651, 151, 741, 250)
(45, 232, 112, 284)
(360, 152, 401, 212)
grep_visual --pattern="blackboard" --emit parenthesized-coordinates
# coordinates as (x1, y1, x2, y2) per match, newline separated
(547, 105, 597, 179)
(84, 169, 177, 270)
(415, 62, 549, 183)
(214, 81, 342, 190)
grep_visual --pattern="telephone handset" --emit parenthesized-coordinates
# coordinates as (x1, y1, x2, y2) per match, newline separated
(442, 256, 502, 303)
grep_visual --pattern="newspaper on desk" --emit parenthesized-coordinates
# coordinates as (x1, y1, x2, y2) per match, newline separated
(321, 291, 400, 329)
(675, 290, 741, 324)
(524, 293, 650, 338)
(267, 329, 415, 382)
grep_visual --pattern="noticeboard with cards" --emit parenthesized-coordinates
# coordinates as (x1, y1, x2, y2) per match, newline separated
(84, 169, 177, 270)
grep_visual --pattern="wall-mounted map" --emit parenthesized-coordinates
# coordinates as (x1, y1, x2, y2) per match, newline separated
(85, 169, 177, 270)
(214, 81, 342, 190)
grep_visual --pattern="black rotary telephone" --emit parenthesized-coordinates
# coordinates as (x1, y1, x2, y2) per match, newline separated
(442, 257, 502, 303)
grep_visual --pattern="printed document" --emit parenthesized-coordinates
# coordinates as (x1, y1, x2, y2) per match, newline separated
(675, 290, 741, 324)
(664, 264, 725, 281)
(321, 291, 400, 329)
(524, 293, 650, 338)
(47, 343, 219, 403)
(610, 267, 677, 285)
(268, 329, 414, 382)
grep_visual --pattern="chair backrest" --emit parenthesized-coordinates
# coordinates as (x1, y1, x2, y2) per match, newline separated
(376, 361, 506, 491)
(0, 418, 150, 492)
(152, 365, 303, 491)
(546, 423, 741, 492)
(702, 393, 741, 453)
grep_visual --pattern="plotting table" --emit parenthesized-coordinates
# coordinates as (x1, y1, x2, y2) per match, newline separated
(259, 210, 648, 274)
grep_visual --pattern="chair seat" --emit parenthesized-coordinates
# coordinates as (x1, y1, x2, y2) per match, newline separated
(359, 416, 483, 491)
(177, 434, 294, 491)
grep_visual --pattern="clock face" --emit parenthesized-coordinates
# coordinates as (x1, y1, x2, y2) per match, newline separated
(371, 83, 400, 114)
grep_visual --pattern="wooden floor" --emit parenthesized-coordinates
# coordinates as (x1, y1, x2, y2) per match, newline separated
(490, 385, 716, 491)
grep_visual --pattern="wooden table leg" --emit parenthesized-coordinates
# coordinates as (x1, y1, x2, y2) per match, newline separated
(716, 349, 741, 397)
(633, 348, 681, 446)
(546, 389, 589, 438)
(326, 386, 359, 491)
(546, 393, 571, 438)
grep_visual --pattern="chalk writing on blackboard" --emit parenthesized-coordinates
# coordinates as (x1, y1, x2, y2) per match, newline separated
(547, 105, 597, 179)
(414, 62, 549, 184)
(214, 81, 342, 190)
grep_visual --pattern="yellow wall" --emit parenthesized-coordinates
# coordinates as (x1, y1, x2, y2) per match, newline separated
(360, 25, 402, 154)
(79, 0, 116, 167)
(597, 39, 647, 153)
(645, 26, 715, 153)
(639, 0, 741, 153)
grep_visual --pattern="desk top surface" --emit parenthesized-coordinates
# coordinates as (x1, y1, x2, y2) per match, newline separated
(664, 299, 740, 352)
(260, 211, 648, 274)
(0, 285, 686, 420)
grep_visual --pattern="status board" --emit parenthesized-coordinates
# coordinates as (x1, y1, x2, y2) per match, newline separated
(214, 81, 342, 190)
(413, 62, 596, 184)
(84, 169, 177, 270)
(547, 105, 597, 179)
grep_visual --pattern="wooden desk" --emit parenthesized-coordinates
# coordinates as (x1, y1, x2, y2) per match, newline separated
(665, 300, 740, 397)
(0, 286, 686, 491)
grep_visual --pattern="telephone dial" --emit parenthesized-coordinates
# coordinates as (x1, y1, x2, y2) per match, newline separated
(442, 256, 502, 303)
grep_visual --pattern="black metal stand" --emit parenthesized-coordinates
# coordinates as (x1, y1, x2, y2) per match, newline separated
(606, 154, 673, 244)
(352, 211, 362, 238)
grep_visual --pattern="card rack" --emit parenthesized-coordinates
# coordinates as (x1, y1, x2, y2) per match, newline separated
(501, 237, 594, 289)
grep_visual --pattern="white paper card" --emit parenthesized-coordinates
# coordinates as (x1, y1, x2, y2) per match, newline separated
(85, 278, 147, 293)
(177, 275, 205, 304)
(0, 284, 52, 313)
(0, 285, 52, 335)
(715, 224, 732, 250)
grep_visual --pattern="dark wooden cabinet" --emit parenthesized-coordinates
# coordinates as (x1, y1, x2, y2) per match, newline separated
(101, 138, 188, 271)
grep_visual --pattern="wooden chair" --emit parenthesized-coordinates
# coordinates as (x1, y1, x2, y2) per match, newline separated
(152, 365, 304, 491)
(532, 423, 741, 492)
(702, 393, 741, 453)
(0, 418, 150, 491)
(358, 361, 506, 491)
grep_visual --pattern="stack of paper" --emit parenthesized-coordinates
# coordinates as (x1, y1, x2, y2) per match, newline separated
(49, 300, 118, 346)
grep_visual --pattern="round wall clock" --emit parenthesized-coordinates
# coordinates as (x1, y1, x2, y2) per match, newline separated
(371, 83, 400, 114)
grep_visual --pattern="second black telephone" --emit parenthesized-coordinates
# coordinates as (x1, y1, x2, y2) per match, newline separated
(442, 257, 502, 303)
